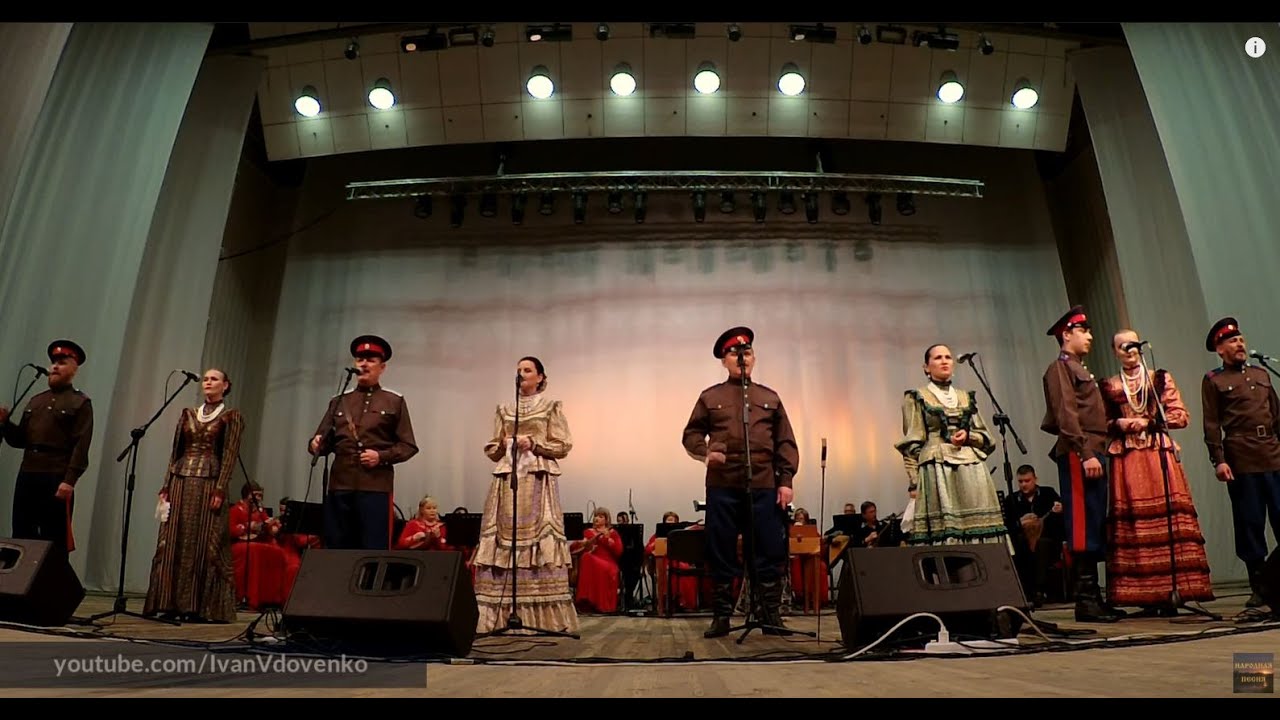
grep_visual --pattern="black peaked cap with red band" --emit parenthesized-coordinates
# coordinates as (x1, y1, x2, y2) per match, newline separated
(47, 339, 86, 365)
(714, 326, 754, 359)
(350, 335, 392, 361)
(1205, 317, 1241, 352)
(1046, 306, 1090, 338)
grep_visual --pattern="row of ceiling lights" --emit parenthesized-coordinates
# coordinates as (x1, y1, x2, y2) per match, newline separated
(292, 67, 1039, 118)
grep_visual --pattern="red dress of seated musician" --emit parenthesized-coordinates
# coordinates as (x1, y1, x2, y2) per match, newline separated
(396, 497, 450, 551)
(228, 483, 287, 609)
(573, 510, 623, 613)
(645, 512, 701, 610)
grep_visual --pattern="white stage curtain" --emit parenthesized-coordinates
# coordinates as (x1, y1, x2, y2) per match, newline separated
(84, 55, 265, 593)
(249, 208, 1069, 535)
(0, 23, 71, 239)
(0, 23, 212, 586)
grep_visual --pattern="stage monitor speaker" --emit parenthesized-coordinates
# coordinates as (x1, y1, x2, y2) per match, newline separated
(835, 544, 1027, 649)
(0, 538, 84, 627)
(282, 549, 478, 657)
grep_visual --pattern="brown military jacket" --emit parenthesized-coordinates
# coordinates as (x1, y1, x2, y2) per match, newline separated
(1040, 352, 1108, 461)
(1, 385, 94, 486)
(1201, 363, 1280, 474)
(311, 384, 418, 493)
(682, 377, 799, 489)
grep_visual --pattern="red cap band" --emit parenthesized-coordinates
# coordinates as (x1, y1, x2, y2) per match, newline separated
(1214, 324, 1237, 344)
(356, 342, 386, 357)
(721, 334, 751, 354)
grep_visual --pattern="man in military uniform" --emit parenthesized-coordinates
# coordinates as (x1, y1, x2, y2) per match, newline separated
(1040, 307, 1122, 622)
(0, 340, 93, 561)
(309, 335, 418, 550)
(682, 326, 799, 638)
(1201, 317, 1280, 607)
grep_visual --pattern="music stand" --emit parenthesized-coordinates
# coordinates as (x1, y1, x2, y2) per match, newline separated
(444, 512, 483, 550)
(563, 512, 585, 542)
(615, 524, 646, 612)
(281, 501, 324, 537)
(829, 514, 861, 537)
(657, 521, 695, 538)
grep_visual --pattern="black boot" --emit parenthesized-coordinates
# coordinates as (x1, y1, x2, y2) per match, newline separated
(759, 579, 787, 635)
(1074, 564, 1122, 623)
(704, 582, 734, 638)
(1246, 561, 1266, 608)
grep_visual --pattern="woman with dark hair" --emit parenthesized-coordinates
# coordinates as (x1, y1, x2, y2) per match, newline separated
(143, 368, 241, 622)
(473, 356, 579, 635)
(894, 345, 1008, 547)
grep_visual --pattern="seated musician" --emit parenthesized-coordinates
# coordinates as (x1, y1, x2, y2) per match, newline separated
(396, 496, 449, 550)
(853, 501, 881, 547)
(572, 508, 623, 613)
(789, 508, 828, 607)
(645, 511, 700, 611)
(228, 481, 287, 609)
(1002, 465, 1064, 607)
(275, 496, 321, 600)
(616, 512, 630, 525)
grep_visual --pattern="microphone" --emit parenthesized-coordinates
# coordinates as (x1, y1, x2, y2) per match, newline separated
(180, 370, 200, 382)
(1250, 351, 1280, 363)
(516, 372, 522, 387)
(956, 352, 978, 363)
(25, 363, 49, 377)
(1120, 340, 1149, 352)
(821, 437, 827, 467)
(344, 367, 359, 376)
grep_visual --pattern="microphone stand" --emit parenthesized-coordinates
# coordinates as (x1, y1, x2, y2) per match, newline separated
(313, 368, 355, 547)
(87, 374, 196, 626)
(480, 372, 579, 639)
(1138, 346, 1219, 621)
(818, 439, 827, 644)
(729, 350, 811, 643)
(1255, 354, 1280, 381)
(961, 355, 1026, 497)
(0, 367, 44, 464)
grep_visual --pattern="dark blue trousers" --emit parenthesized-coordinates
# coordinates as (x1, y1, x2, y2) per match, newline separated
(1227, 470, 1280, 564)
(324, 490, 391, 550)
(705, 486, 788, 583)
(1055, 452, 1107, 561)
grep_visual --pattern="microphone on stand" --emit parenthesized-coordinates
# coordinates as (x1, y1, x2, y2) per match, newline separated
(1250, 350, 1280, 363)
(179, 370, 201, 382)
(25, 363, 49, 377)
(956, 352, 978, 364)
(516, 372, 522, 388)
(1121, 340, 1150, 352)
(821, 437, 827, 469)
(344, 367, 359, 377)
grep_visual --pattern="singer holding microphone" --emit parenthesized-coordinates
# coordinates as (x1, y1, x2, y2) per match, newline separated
(0, 340, 93, 562)
(1099, 331, 1213, 613)
(894, 344, 1008, 548)
(681, 327, 799, 638)
(142, 368, 241, 623)
(1201, 317, 1280, 607)
(307, 335, 418, 550)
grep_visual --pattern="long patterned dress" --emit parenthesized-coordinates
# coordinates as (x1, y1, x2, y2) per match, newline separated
(1100, 369, 1213, 606)
(895, 382, 1010, 547)
(143, 405, 242, 622)
(473, 392, 579, 635)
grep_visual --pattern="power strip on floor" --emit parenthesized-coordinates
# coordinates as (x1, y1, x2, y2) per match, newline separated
(918, 631, 1020, 655)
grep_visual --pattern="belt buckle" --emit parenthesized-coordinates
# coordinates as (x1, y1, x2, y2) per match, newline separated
(1257, 425, 1269, 439)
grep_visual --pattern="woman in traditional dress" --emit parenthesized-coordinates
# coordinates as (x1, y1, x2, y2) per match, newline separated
(143, 368, 241, 623)
(1100, 329, 1213, 613)
(895, 345, 1009, 547)
(572, 508, 623, 613)
(473, 356, 579, 635)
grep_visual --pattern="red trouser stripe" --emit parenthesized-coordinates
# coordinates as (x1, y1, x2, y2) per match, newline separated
(1070, 453, 1085, 553)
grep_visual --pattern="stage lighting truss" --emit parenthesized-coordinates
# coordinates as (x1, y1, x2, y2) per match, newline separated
(345, 170, 984, 202)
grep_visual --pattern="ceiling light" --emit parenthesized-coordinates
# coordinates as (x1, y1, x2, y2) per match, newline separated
(596, 23, 610, 41)
(978, 34, 994, 55)
(527, 66, 554, 99)
(937, 71, 964, 104)
(610, 63, 636, 96)
(694, 62, 720, 94)
(1011, 78, 1039, 109)
(367, 78, 395, 110)
(777, 63, 805, 96)
(727, 24, 742, 42)
(294, 86, 321, 117)
(856, 26, 872, 45)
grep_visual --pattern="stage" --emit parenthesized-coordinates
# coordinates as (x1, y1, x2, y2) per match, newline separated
(0, 587, 1275, 697)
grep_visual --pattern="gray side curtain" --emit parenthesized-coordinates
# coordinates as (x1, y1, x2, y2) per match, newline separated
(1072, 43, 1238, 581)
(0, 23, 213, 585)
(85, 54, 266, 592)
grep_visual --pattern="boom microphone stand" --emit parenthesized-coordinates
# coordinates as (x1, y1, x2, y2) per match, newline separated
(0, 365, 44, 464)
(961, 354, 1027, 497)
(311, 367, 356, 546)
(1137, 344, 1218, 621)
(88, 372, 197, 626)
(728, 349, 813, 643)
(479, 371, 579, 640)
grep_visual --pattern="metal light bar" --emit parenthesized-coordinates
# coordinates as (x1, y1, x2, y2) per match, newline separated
(346, 171, 983, 200)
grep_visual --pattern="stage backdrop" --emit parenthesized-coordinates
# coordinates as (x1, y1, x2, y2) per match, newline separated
(223, 149, 1073, 545)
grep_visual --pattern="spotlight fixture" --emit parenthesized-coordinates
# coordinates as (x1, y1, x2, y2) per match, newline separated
(294, 86, 321, 117)
(752, 191, 766, 223)
(510, 193, 526, 225)
(896, 193, 916, 216)
(449, 194, 466, 228)
(875, 25, 907, 45)
(727, 24, 742, 42)
(804, 192, 819, 223)
(607, 191, 623, 214)
(367, 78, 395, 110)
(595, 23, 610, 41)
(573, 192, 587, 224)
(526, 24, 572, 42)
(634, 192, 647, 223)
(913, 27, 960, 51)
(936, 71, 964, 104)
(831, 191, 850, 215)
(527, 66, 554, 99)
(866, 193, 882, 226)
(649, 23, 696, 39)
(479, 192, 498, 218)
(448, 26, 480, 46)
(978, 34, 994, 55)
(400, 31, 447, 53)
(413, 195, 432, 219)
(692, 191, 707, 223)
(1011, 78, 1039, 109)
(856, 25, 872, 45)
(720, 191, 735, 213)
(788, 23, 836, 43)
(481, 27, 495, 47)
(777, 63, 805, 96)
(610, 63, 637, 96)
(344, 39, 359, 60)
(693, 61, 720, 94)
(538, 192, 555, 216)
(778, 191, 796, 215)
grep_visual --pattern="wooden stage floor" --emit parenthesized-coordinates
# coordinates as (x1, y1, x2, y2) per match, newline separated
(0, 588, 1276, 697)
